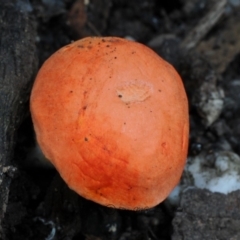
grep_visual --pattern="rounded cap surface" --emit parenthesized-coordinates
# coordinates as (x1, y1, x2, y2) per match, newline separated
(30, 37, 189, 210)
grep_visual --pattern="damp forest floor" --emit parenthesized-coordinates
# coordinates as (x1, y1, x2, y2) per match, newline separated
(1, 0, 240, 240)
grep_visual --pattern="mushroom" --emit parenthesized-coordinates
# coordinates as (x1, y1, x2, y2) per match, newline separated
(30, 37, 189, 210)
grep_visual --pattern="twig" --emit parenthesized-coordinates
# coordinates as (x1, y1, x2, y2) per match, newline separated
(180, 0, 227, 50)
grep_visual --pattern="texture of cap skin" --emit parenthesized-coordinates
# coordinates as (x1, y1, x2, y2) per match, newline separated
(30, 37, 189, 210)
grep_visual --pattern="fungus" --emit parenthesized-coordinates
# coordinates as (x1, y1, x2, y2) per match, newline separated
(30, 37, 189, 210)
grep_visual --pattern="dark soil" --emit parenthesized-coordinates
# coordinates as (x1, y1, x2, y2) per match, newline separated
(1, 0, 240, 239)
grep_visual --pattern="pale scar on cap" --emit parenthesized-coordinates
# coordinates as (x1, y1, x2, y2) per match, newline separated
(116, 80, 153, 104)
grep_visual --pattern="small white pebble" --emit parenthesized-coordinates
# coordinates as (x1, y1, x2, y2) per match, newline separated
(106, 223, 117, 233)
(215, 156, 229, 172)
(185, 151, 240, 194)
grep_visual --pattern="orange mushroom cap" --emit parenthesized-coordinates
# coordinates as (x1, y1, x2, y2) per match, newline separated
(30, 37, 189, 210)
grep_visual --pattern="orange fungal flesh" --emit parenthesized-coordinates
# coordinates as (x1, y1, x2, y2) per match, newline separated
(30, 37, 189, 210)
